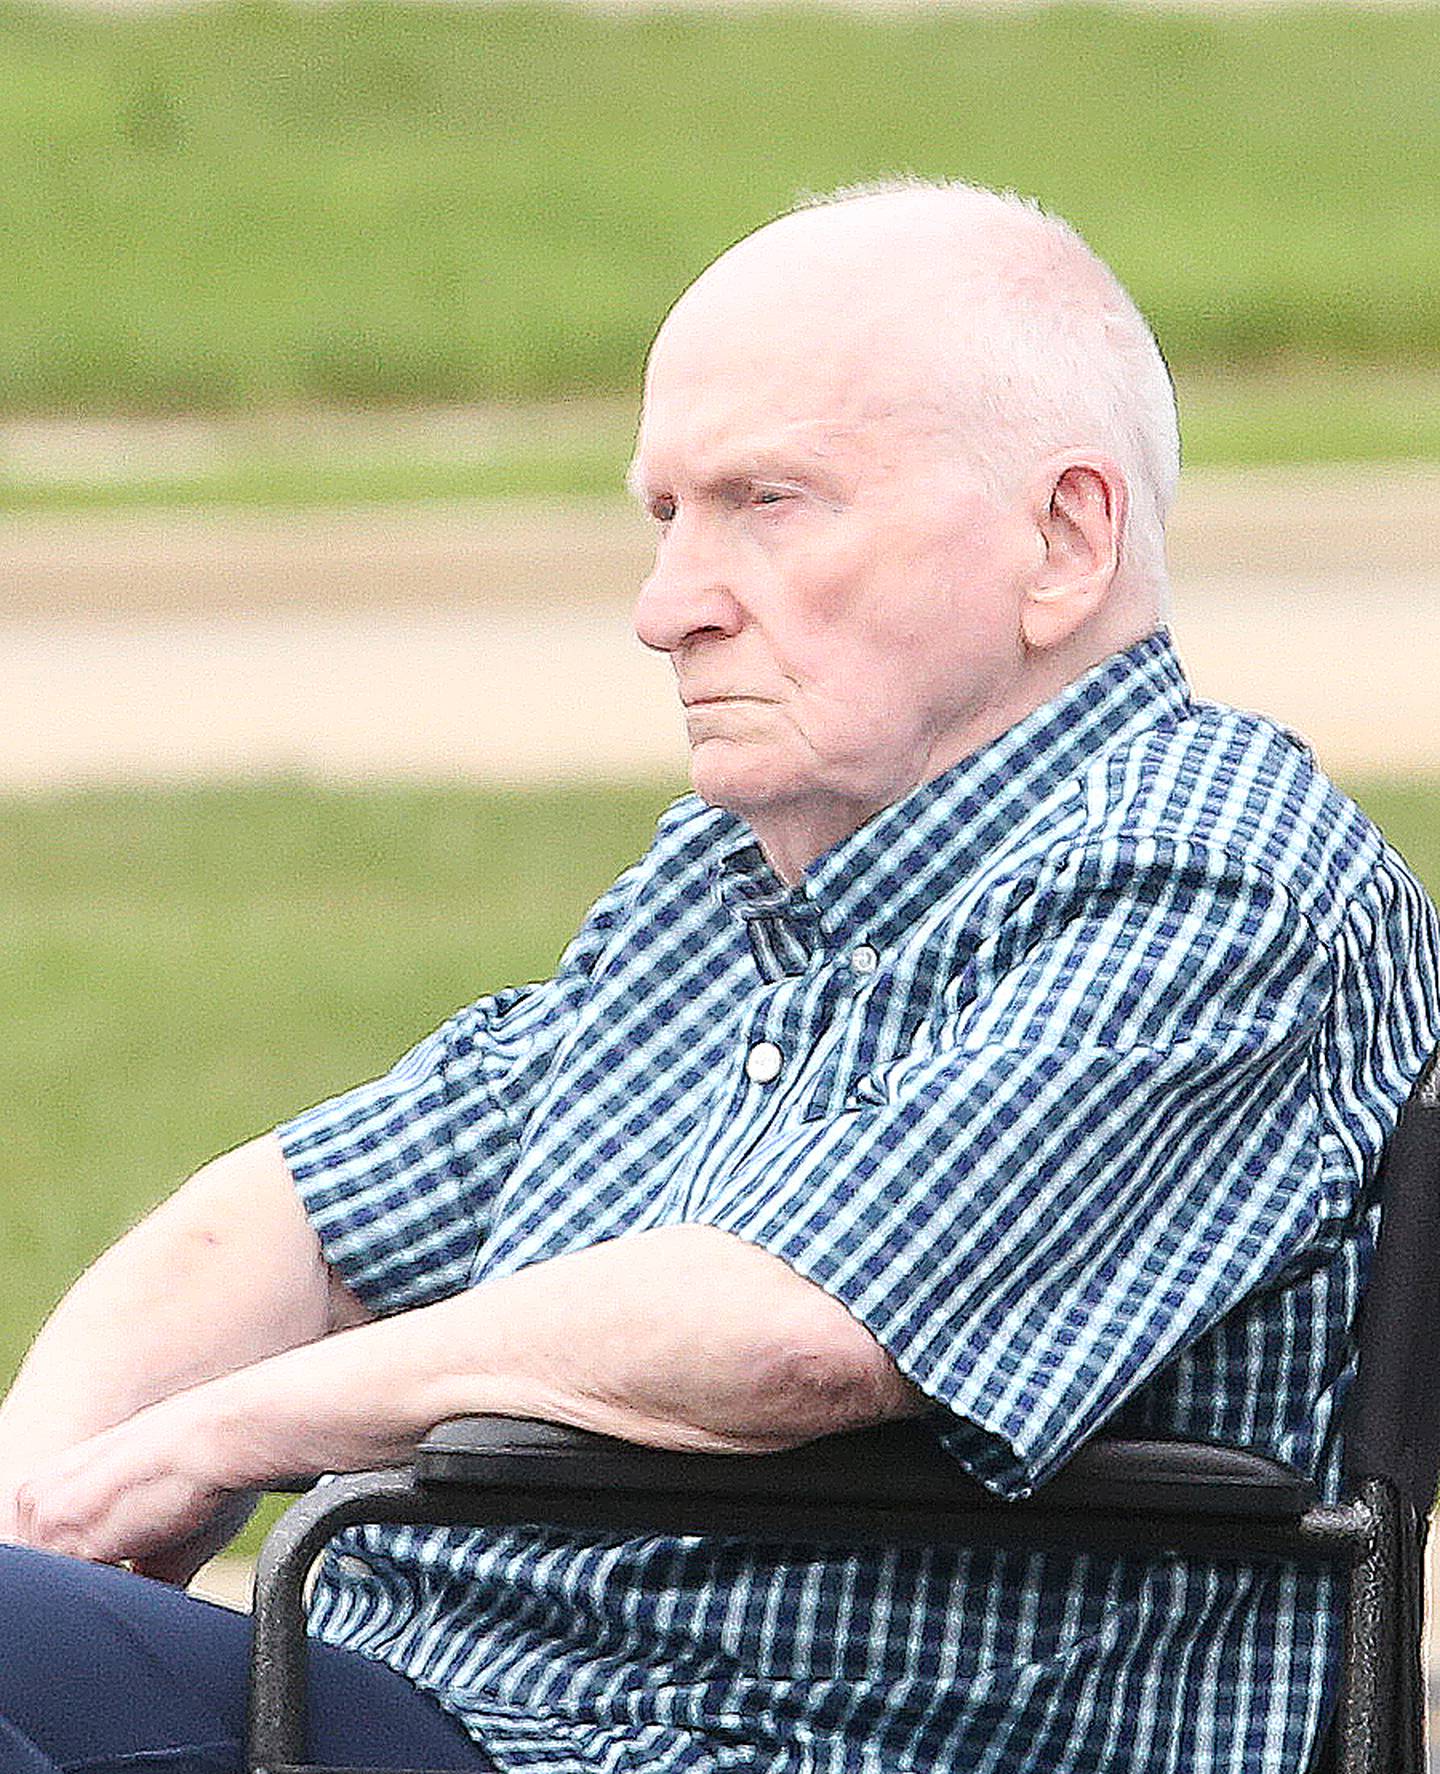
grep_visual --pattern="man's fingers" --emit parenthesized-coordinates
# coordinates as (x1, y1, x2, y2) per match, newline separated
(12, 1474, 99, 1560)
(14, 1468, 152, 1564)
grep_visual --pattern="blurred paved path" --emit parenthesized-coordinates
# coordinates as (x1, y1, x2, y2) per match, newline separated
(3, 467, 1438, 790)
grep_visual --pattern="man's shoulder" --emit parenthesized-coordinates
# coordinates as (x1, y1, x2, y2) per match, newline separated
(1084, 696, 1407, 939)
(582, 794, 741, 933)
(650, 791, 743, 856)
(622, 794, 747, 898)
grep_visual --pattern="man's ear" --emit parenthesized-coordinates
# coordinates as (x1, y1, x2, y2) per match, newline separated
(1021, 459, 1126, 652)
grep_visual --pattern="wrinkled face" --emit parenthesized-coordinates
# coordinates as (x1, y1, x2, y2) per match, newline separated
(630, 260, 1036, 879)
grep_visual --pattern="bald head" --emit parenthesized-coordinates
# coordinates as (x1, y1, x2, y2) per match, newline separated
(631, 183, 1180, 877)
(646, 182, 1179, 600)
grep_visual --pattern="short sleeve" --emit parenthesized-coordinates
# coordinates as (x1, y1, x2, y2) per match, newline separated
(278, 856, 648, 1316)
(690, 837, 1334, 1498)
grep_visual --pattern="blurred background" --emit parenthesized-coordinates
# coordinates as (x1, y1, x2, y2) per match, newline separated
(3, 0, 1439, 1676)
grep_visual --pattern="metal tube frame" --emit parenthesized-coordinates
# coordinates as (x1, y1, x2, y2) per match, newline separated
(247, 1469, 1385, 1774)
(1327, 1478, 1409, 1774)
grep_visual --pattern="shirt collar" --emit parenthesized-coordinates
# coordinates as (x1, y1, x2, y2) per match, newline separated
(715, 630, 1191, 977)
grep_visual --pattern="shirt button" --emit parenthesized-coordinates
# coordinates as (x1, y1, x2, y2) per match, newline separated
(744, 1041, 784, 1084)
(850, 943, 879, 976)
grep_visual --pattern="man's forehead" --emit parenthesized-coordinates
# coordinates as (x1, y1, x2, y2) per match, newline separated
(633, 326, 948, 492)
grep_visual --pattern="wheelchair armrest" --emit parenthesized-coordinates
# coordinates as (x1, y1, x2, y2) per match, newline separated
(404, 1413, 1379, 1566)
(416, 1413, 1317, 1522)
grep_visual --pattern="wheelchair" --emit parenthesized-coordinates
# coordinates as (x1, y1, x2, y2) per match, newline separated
(248, 1052, 1440, 1774)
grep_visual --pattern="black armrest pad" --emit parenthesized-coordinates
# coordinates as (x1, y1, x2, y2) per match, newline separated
(417, 1416, 1314, 1520)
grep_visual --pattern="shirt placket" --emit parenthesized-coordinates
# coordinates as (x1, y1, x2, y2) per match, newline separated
(677, 935, 858, 1216)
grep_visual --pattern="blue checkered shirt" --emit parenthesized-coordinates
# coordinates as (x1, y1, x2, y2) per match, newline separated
(281, 631, 1440, 1774)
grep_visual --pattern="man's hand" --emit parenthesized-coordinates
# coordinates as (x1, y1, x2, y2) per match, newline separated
(0, 1135, 362, 1575)
(8, 1391, 256, 1585)
(0, 1472, 28, 1543)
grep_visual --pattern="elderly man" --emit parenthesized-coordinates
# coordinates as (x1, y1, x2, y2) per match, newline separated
(1, 182, 1436, 1774)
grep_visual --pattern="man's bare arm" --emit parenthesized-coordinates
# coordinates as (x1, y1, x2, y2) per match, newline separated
(0, 1132, 368, 1538)
(11, 1224, 927, 1570)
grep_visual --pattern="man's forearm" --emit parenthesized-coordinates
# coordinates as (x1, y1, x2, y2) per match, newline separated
(198, 1223, 927, 1484)
(0, 1135, 355, 1496)
(12, 1225, 926, 1568)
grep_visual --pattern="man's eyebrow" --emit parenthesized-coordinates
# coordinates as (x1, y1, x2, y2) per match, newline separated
(627, 438, 849, 507)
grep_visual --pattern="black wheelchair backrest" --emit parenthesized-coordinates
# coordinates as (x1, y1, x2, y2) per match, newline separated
(1345, 1046, 1440, 1517)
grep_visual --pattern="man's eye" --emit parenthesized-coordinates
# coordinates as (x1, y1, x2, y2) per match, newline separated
(752, 488, 790, 508)
(650, 497, 676, 524)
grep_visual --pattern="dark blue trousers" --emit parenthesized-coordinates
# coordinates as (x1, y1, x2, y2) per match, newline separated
(0, 1545, 494, 1772)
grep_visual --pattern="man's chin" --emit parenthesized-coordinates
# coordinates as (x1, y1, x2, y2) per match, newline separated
(688, 742, 790, 820)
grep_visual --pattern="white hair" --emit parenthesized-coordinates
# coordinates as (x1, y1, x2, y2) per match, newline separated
(787, 180, 1181, 596)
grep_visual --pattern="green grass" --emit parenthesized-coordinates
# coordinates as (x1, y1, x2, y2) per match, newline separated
(0, 780, 683, 1555)
(2, 775, 1436, 1554)
(1, 2, 1438, 416)
(1177, 366, 1440, 472)
(0, 783, 676, 1379)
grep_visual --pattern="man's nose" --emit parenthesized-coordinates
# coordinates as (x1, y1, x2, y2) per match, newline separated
(633, 517, 745, 654)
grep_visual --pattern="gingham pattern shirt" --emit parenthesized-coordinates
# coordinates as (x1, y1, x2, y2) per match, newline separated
(281, 631, 1440, 1774)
